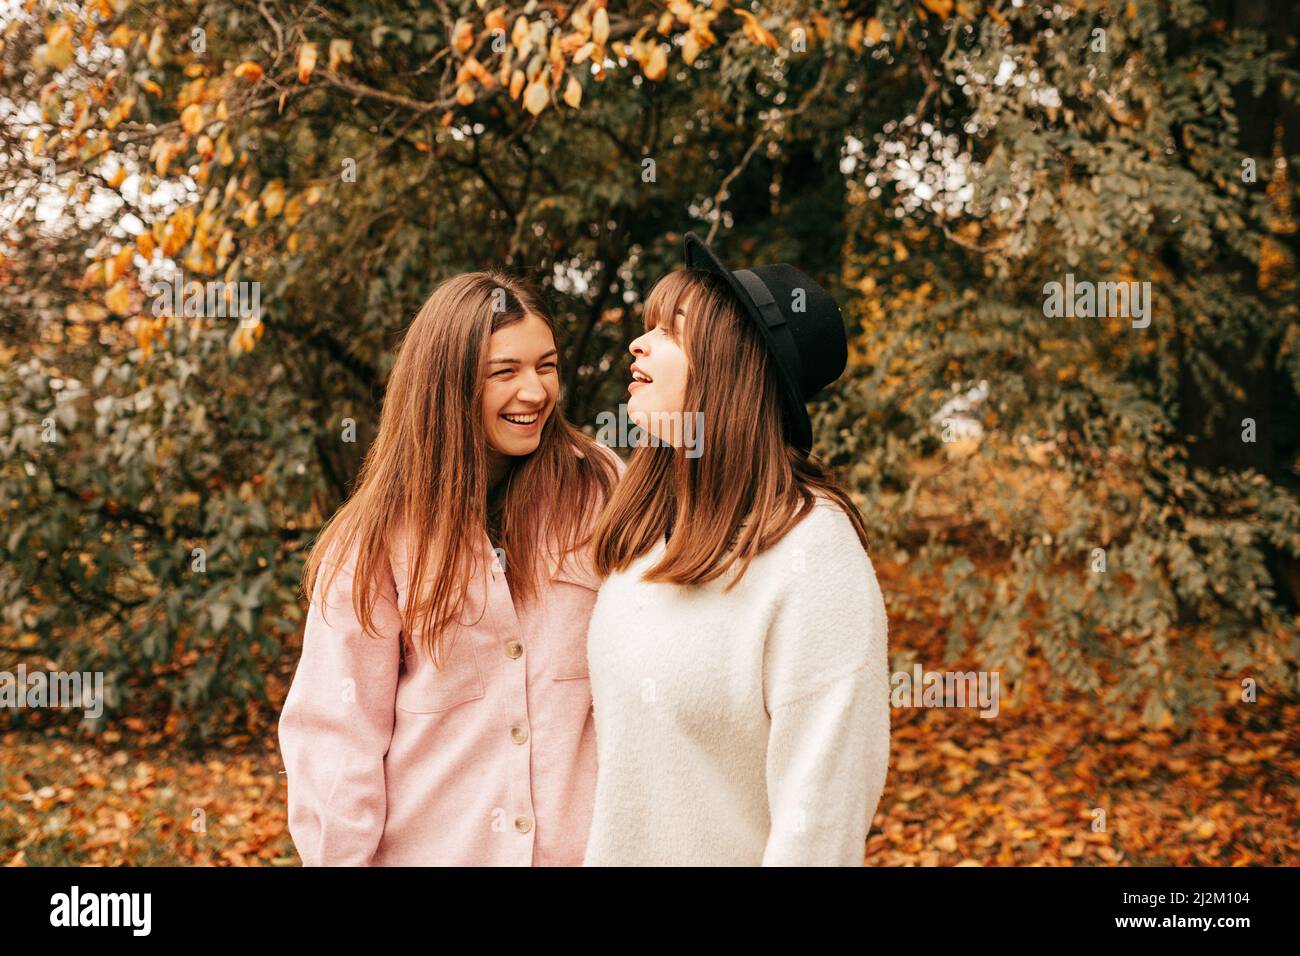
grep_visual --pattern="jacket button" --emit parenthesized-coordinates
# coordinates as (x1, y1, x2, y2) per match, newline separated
(510, 725, 528, 745)
(514, 815, 532, 834)
(505, 640, 523, 659)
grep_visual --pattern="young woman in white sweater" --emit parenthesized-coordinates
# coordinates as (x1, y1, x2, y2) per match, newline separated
(582, 233, 891, 866)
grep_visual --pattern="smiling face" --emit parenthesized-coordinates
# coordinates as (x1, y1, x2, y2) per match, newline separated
(627, 305, 689, 442)
(481, 312, 559, 478)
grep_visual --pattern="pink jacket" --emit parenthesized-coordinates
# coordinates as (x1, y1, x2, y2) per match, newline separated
(278, 503, 612, 866)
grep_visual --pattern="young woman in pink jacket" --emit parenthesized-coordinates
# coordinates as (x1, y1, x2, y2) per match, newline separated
(278, 272, 621, 866)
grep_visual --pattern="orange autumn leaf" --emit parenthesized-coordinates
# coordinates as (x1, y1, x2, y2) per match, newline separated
(643, 44, 668, 81)
(734, 10, 779, 51)
(233, 61, 264, 83)
(452, 19, 474, 54)
(563, 75, 582, 108)
(920, 0, 954, 17)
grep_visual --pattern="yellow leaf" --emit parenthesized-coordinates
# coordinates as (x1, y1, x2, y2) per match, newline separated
(66, 301, 108, 322)
(689, 11, 718, 45)
(261, 180, 285, 218)
(180, 104, 204, 134)
(563, 75, 582, 108)
(512, 16, 530, 54)
(46, 21, 75, 69)
(592, 8, 609, 46)
(920, 0, 953, 17)
(328, 39, 353, 72)
(572, 6, 592, 37)
(509, 69, 526, 100)
(147, 26, 165, 68)
(105, 282, 130, 316)
(456, 83, 476, 106)
(297, 42, 317, 84)
(683, 32, 700, 65)
(152, 140, 177, 176)
(522, 80, 549, 116)
(866, 18, 884, 45)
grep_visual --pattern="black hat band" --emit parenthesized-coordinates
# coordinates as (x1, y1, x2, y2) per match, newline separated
(732, 268, 806, 396)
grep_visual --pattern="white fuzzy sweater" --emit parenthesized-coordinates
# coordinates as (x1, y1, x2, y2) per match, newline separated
(583, 497, 891, 866)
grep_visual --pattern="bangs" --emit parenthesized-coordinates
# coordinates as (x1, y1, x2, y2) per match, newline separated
(643, 268, 713, 335)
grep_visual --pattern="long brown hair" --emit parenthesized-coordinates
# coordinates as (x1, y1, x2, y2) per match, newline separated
(303, 271, 618, 665)
(592, 267, 868, 587)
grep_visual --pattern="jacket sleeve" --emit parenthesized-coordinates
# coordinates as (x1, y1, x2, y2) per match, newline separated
(761, 505, 891, 866)
(278, 540, 402, 866)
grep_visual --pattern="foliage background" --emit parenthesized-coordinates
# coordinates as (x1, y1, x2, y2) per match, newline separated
(0, 0, 1297, 863)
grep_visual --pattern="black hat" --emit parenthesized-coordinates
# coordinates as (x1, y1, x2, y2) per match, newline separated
(683, 231, 847, 453)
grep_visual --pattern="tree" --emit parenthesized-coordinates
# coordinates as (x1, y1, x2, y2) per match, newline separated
(1, 0, 1295, 739)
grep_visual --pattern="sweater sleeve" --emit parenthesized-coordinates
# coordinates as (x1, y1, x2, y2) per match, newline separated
(761, 504, 891, 866)
(278, 540, 402, 866)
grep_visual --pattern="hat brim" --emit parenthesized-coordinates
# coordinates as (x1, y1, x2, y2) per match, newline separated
(682, 233, 814, 452)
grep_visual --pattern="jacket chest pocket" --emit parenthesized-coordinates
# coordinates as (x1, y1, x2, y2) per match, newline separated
(550, 564, 600, 682)
(396, 631, 485, 713)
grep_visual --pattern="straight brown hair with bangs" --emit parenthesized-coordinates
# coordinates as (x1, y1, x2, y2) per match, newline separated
(302, 271, 619, 666)
(592, 267, 869, 587)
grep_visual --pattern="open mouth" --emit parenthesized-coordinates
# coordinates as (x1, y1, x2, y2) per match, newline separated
(501, 411, 541, 427)
(631, 366, 653, 384)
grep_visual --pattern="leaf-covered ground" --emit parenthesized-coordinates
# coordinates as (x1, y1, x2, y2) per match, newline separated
(3, 558, 1297, 866)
